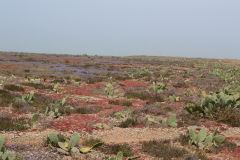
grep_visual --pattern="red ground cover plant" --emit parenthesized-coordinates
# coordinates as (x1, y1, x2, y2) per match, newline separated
(222, 147, 240, 159)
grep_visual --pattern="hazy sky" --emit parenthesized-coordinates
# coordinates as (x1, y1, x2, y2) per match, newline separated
(0, 0, 240, 59)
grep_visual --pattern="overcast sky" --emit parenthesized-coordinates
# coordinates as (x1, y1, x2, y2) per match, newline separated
(0, 0, 239, 59)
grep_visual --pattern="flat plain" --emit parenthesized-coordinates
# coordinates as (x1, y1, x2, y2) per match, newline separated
(0, 52, 240, 160)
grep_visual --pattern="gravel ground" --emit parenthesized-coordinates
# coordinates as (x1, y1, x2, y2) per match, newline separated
(92, 127, 186, 144)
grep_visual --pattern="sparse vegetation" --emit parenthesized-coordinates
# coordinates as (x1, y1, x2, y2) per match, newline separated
(0, 53, 239, 159)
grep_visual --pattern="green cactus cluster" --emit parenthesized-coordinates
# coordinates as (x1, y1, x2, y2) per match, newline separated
(161, 114, 178, 127)
(114, 107, 134, 121)
(45, 95, 70, 118)
(168, 95, 180, 103)
(185, 86, 240, 119)
(104, 78, 120, 98)
(47, 133, 80, 152)
(47, 133, 102, 155)
(0, 134, 16, 160)
(147, 114, 178, 127)
(186, 127, 225, 149)
(14, 90, 35, 105)
(210, 66, 240, 84)
(148, 82, 167, 95)
(31, 112, 40, 126)
(136, 67, 153, 77)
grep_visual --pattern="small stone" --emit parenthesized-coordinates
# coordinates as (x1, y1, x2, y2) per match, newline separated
(48, 111, 55, 118)
(33, 79, 41, 84)
(57, 148, 69, 155)
(18, 132, 24, 136)
(70, 147, 81, 158)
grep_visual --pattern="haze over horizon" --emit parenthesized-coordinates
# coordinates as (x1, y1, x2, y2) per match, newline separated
(0, 1, 240, 59)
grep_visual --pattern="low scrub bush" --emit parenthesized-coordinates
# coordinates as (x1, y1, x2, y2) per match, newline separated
(0, 90, 16, 106)
(98, 144, 133, 157)
(0, 116, 30, 131)
(216, 108, 240, 127)
(75, 106, 103, 114)
(142, 140, 187, 160)
(22, 82, 53, 90)
(109, 99, 132, 106)
(3, 84, 24, 92)
(142, 140, 208, 160)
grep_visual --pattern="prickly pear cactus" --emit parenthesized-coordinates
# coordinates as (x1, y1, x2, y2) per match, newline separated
(117, 151, 123, 160)
(186, 127, 225, 149)
(68, 133, 80, 151)
(213, 135, 225, 143)
(48, 133, 59, 145)
(167, 114, 177, 127)
(0, 134, 4, 151)
(58, 141, 69, 151)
